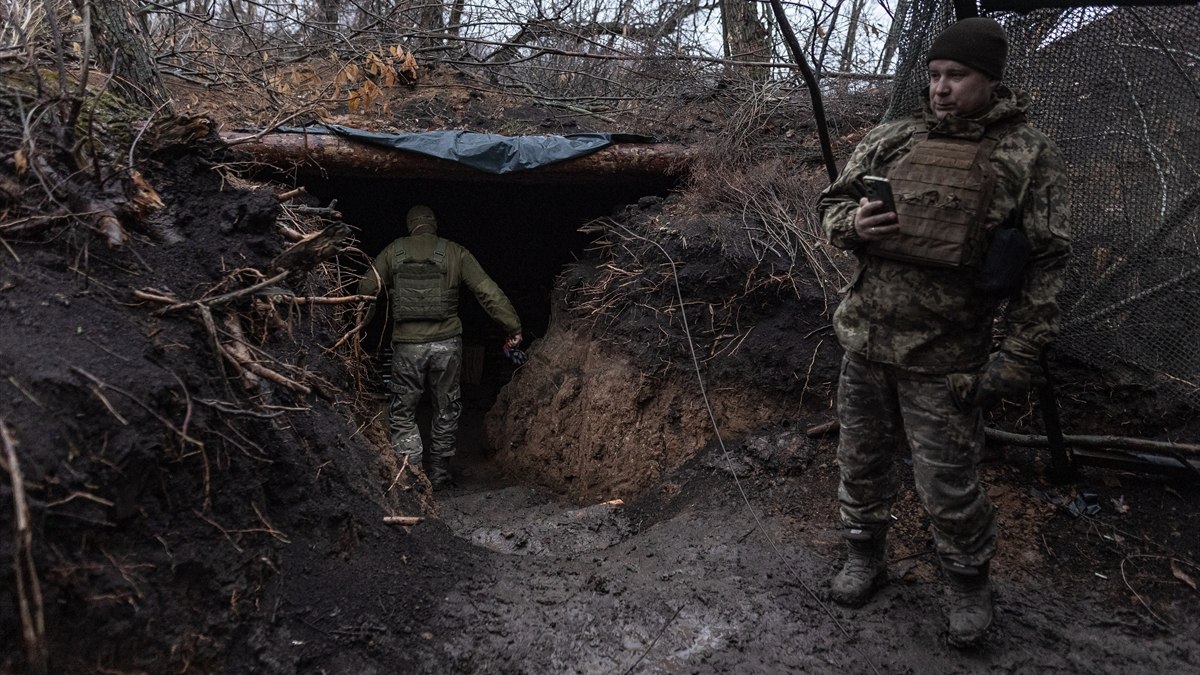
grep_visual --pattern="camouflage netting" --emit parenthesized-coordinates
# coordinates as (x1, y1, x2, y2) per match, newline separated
(887, 3, 1200, 407)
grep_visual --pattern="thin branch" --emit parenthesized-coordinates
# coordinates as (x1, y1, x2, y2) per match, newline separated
(1, 420, 48, 673)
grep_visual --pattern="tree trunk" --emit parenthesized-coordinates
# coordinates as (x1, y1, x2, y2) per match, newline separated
(720, 0, 770, 81)
(878, 0, 910, 74)
(90, 0, 171, 110)
(418, 0, 447, 49)
(838, 0, 866, 74)
(447, 0, 465, 36)
(316, 0, 340, 33)
(816, 0, 846, 76)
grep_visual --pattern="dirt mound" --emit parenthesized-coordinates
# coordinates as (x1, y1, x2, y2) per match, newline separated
(484, 195, 844, 502)
(0, 123, 478, 673)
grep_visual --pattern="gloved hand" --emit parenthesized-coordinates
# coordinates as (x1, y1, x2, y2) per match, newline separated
(947, 350, 1043, 412)
(502, 334, 527, 366)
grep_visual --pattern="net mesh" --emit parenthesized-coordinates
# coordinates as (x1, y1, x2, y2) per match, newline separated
(886, 3, 1200, 407)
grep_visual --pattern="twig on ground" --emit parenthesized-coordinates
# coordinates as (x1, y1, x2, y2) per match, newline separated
(251, 502, 291, 543)
(985, 428, 1200, 456)
(132, 288, 180, 304)
(383, 515, 424, 526)
(621, 603, 685, 675)
(195, 399, 287, 418)
(6, 377, 43, 408)
(278, 294, 376, 305)
(385, 456, 412, 495)
(68, 367, 204, 448)
(85, 381, 130, 425)
(276, 186, 306, 201)
(1, 419, 48, 673)
(194, 509, 245, 553)
(805, 418, 839, 437)
(1120, 555, 1172, 630)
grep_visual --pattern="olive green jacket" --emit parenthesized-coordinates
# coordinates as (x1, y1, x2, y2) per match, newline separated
(358, 233, 521, 344)
(820, 87, 1071, 373)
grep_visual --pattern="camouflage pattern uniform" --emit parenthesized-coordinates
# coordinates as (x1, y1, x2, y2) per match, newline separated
(359, 207, 521, 481)
(820, 87, 1071, 568)
(387, 338, 464, 465)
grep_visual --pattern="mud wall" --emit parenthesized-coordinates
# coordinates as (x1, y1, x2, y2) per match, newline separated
(484, 307, 796, 502)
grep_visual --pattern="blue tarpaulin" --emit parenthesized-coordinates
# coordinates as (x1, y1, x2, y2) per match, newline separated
(274, 125, 657, 175)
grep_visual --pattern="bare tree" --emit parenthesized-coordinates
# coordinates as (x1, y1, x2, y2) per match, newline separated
(837, 0, 865, 73)
(315, 0, 340, 33)
(720, 0, 770, 79)
(878, 0, 909, 73)
(90, 0, 171, 109)
(416, 0, 448, 49)
(815, 0, 846, 75)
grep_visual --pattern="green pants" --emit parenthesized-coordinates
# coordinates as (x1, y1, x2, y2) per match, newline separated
(836, 355, 996, 568)
(388, 336, 463, 467)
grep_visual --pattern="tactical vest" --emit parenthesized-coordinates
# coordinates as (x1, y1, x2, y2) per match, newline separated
(390, 238, 459, 320)
(866, 118, 1020, 269)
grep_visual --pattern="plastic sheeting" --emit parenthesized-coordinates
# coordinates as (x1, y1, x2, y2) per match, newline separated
(274, 125, 657, 175)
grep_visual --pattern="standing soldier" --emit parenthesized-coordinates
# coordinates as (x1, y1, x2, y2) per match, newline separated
(359, 205, 522, 489)
(819, 18, 1071, 646)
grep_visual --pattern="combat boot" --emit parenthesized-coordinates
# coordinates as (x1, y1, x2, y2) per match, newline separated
(427, 454, 455, 490)
(944, 562, 993, 648)
(829, 528, 887, 607)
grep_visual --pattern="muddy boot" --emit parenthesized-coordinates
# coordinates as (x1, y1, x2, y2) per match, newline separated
(427, 454, 455, 490)
(829, 528, 887, 607)
(944, 562, 993, 648)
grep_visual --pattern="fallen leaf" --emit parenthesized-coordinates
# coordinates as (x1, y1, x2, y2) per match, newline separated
(1171, 559, 1198, 592)
(1110, 495, 1130, 514)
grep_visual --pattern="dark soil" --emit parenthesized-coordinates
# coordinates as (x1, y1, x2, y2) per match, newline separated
(2, 90, 1198, 675)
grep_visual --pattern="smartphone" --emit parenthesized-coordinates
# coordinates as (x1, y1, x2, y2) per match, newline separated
(863, 175, 897, 213)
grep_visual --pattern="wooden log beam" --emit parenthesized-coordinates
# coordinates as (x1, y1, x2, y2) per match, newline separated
(224, 132, 694, 185)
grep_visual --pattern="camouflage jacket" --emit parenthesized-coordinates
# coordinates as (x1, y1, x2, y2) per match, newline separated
(358, 233, 521, 344)
(820, 87, 1071, 373)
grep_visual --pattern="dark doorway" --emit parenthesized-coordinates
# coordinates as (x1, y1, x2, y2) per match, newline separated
(302, 173, 676, 349)
(297, 171, 678, 480)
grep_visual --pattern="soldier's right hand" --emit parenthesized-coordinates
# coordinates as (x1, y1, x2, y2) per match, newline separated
(854, 197, 900, 241)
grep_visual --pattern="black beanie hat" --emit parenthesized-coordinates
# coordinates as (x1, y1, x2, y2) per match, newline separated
(927, 17, 1008, 80)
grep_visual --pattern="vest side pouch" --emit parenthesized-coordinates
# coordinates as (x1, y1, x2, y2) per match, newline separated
(976, 226, 1031, 299)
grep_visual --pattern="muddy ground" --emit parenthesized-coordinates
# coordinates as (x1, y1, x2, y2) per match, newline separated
(1, 79, 1199, 674)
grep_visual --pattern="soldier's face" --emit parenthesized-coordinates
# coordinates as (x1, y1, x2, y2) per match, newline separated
(928, 60, 998, 119)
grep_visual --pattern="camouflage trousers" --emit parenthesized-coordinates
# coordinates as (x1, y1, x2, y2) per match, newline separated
(388, 336, 463, 469)
(836, 354, 996, 568)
